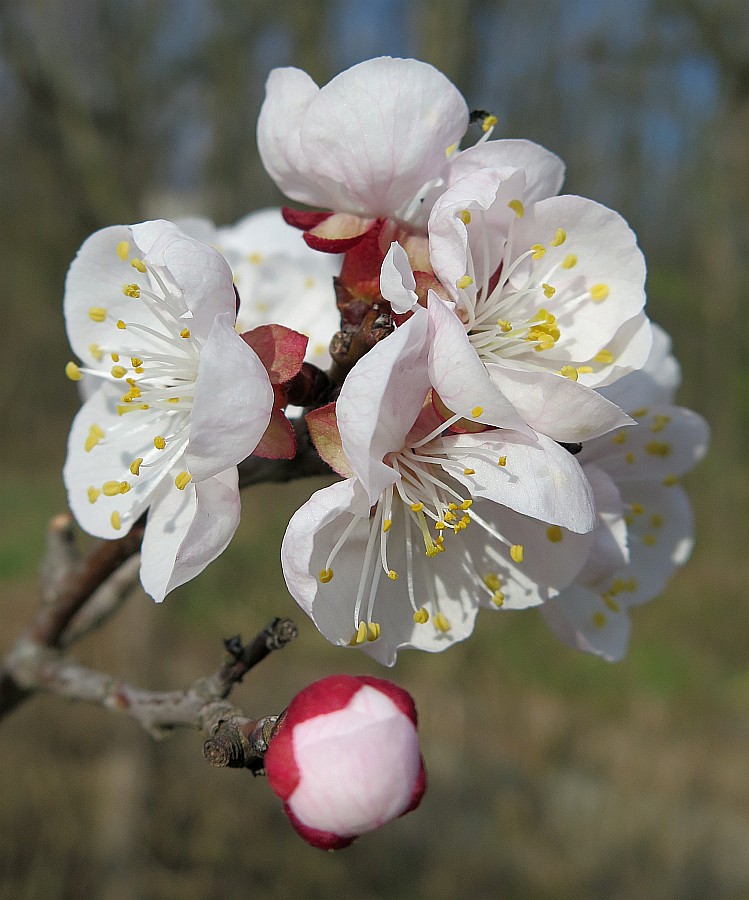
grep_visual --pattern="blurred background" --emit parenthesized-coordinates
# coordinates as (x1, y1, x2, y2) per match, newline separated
(1, 0, 747, 897)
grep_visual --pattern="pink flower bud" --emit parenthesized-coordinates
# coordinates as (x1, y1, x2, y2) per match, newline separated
(264, 674, 427, 850)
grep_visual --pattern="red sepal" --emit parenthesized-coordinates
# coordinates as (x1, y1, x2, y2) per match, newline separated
(282, 206, 332, 231)
(306, 403, 354, 478)
(241, 324, 307, 385)
(253, 408, 296, 459)
(303, 213, 377, 254)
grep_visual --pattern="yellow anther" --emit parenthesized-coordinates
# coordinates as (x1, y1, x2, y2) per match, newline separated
(459, 209, 472, 225)
(471, 406, 483, 418)
(116, 240, 130, 261)
(383, 518, 392, 533)
(550, 228, 566, 247)
(593, 349, 614, 365)
(180, 328, 191, 339)
(631, 503, 644, 515)
(87, 486, 101, 504)
(247, 251, 263, 264)
(577, 366, 593, 375)
(410, 502, 424, 513)
(491, 591, 505, 607)
(508, 199, 524, 218)
(434, 612, 451, 633)
(65, 361, 82, 382)
(463, 467, 475, 476)
(459, 499, 472, 510)
(367, 622, 381, 641)
(531, 243, 546, 260)
(625, 451, 635, 464)
(590, 283, 610, 302)
(167, 397, 179, 404)
(130, 458, 143, 476)
(561, 254, 578, 269)
(117, 403, 149, 415)
(84, 434, 100, 453)
(103, 480, 122, 497)
(444, 511, 456, 523)
(426, 545, 440, 557)
(592, 611, 607, 629)
(88, 343, 103, 361)
(447, 502, 458, 510)
(546, 525, 563, 543)
(319, 568, 334, 583)
(645, 441, 671, 457)
(130, 357, 143, 368)
(434, 521, 446, 531)
(497, 319, 512, 332)
(663, 474, 678, 487)
(111, 353, 120, 362)
(481, 114, 498, 131)
(110, 511, 121, 531)
(651, 415, 671, 433)
(174, 471, 191, 490)
(91, 424, 105, 439)
(650, 514, 664, 529)
(498, 456, 507, 467)
(354, 621, 368, 644)
(483, 572, 501, 591)
(130, 258, 147, 273)
(542, 282, 556, 298)
(559, 366, 578, 381)
(119, 482, 131, 494)
(88, 307, 107, 322)
(603, 595, 620, 613)
(387, 569, 398, 581)
(612, 431, 626, 445)
(154, 436, 166, 450)
(445, 141, 458, 158)
(643, 533, 657, 546)
(122, 283, 141, 298)
(134, 367, 144, 374)
(457, 274, 474, 290)
(510, 544, 524, 563)
(414, 607, 429, 624)
(111, 365, 127, 379)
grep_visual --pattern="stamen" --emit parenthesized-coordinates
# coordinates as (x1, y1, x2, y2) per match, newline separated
(65, 362, 82, 381)
(88, 307, 107, 322)
(174, 471, 191, 490)
(508, 199, 524, 218)
(116, 241, 130, 261)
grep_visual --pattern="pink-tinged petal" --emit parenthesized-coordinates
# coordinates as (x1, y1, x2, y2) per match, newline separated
(600, 322, 681, 410)
(281, 479, 481, 665)
(486, 363, 633, 442)
(580, 406, 709, 483)
(428, 168, 525, 302)
(186, 312, 273, 481)
(380, 242, 419, 313)
(428, 295, 531, 433)
(468, 499, 597, 608)
(578, 312, 653, 389)
(257, 68, 322, 207)
(306, 403, 354, 478)
(63, 383, 173, 539)
(337, 308, 431, 503)
(253, 409, 296, 460)
(448, 139, 566, 203)
(540, 586, 631, 662)
(279, 685, 424, 845)
(140, 467, 241, 602)
(439, 431, 596, 532)
(297, 57, 468, 218)
(510, 196, 646, 359)
(130, 220, 236, 338)
(241, 323, 307, 384)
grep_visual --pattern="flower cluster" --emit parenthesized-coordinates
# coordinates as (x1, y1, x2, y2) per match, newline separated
(63, 57, 708, 664)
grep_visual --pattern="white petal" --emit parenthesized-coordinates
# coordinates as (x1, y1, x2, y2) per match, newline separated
(574, 464, 629, 585)
(63, 383, 175, 539)
(256, 67, 322, 207)
(439, 430, 596, 532)
(186, 312, 273, 481)
(540, 586, 631, 661)
(448, 139, 566, 202)
(140, 467, 241, 602)
(600, 321, 681, 409)
(578, 312, 653, 389)
(296, 57, 469, 218)
(337, 308, 431, 504)
(427, 294, 531, 432)
(486, 364, 633, 442)
(380, 243, 418, 313)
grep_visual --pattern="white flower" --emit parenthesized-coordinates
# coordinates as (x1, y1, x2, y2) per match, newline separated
(281, 308, 598, 665)
(264, 674, 426, 850)
(180, 209, 341, 369)
(257, 57, 563, 242)
(539, 328, 709, 660)
(63, 221, 273, 601)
